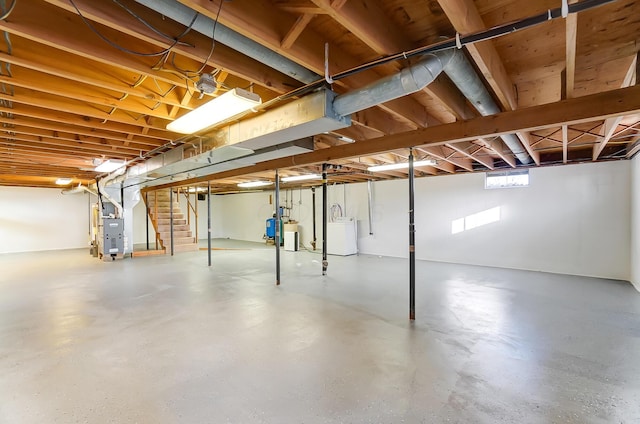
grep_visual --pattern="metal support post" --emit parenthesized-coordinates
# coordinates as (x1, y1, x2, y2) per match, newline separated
(145, 192, 149, 250)
(275, 169, 281, 285)
(311, 187, 317, 250)
(207, 181, 212, 267)
(409, 149, 416, 321)
(322, 163, 328, 275)
(170, 188, 174, 256)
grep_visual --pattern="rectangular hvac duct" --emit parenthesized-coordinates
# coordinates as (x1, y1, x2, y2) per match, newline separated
(210, 89, 350, 151)
(125, 89, 349, 187)
(137, 138, 315, 188)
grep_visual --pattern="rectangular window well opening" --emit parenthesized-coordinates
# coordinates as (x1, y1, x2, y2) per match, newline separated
(485, 169, 529, 189)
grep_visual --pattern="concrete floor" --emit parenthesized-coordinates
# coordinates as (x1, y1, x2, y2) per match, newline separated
(1, 243, 639, 423)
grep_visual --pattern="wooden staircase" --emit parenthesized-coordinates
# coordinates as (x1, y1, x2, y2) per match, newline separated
(145, 189, 199, 253)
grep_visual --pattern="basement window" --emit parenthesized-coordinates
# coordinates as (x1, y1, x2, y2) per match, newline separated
(485, 169, 529, 189)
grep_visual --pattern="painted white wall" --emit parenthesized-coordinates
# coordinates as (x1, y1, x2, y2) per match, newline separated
(0, 186, 93, 254)
(1, 159, 633, 282)
(208, 161, 631, 281)
(132, 199, 155, 245)
(631, 154, 640, 290)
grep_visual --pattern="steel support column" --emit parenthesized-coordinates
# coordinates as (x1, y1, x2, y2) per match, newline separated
(145, 192, 149, 250)
(409, 149, 416, 321)
(311, 187, 317, 250)
(322, 163, 328, 275)
(170, 188, 174, 256)
(207, 181, 212, 267)
(275, 170, 281, 285)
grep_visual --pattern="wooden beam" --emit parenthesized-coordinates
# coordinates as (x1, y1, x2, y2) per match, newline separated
(281, 13, 314, 49)
(436, 0, 517, 111)
(0, 70, 174, 120)
(0, 126, 151, 154)
(275, 1, 327, 15)
(309, 0, 409, 56)
(565, 1, 579, 99)
(478, 138, 516, 168)
(0, 52, 185, 109)
(42, 0, 298, 94)
(516, 132, 541, 165)
(147, 83, 640, 189)
(178, 0, 440, 130)
(0, 103, 171, 142)
(0, 115, 161, 147)
(592, 54, 637, 160)
(308, 0, 466, 128)
(419, 146, 474, 172)
(446, 142, 494, 169)
(562, 125, 569, 163)
(0, 90, 169, 131)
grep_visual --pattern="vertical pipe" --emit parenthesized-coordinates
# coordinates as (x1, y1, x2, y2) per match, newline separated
(275, 170, 281, 285)
(311, 187, 317, 250)
(120, 183, 124, 210)
(343, 183, 347, 217)
(145, 192, 149, 250)
(87, 193, 91, 240)
(170, 188, 174, 256)
(195, 188, 199, 240)
(408, 149, 416, 321)
(367, 180, 374, 235)
(322, 163, 328, 275)
(207, 181, 212, 267)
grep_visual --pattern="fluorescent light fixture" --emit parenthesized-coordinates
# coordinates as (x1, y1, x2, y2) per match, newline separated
(55, 178, 73, 185)
(338, 135, 355, 143)
(281, 174, 321, 182)
(237, 181, 273, 188)
(187, 187, 207, 193)
(367, 159, 436, 172)
(167, 88, 262, 134)
(94, 159, 126, 173)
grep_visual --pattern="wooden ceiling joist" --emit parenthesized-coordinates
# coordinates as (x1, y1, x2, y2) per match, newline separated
(149, 83, 640, 189)
(1, 0, 638, 188)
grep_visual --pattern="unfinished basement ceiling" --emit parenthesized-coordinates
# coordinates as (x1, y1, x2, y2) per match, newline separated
(0, 0, 639, 190)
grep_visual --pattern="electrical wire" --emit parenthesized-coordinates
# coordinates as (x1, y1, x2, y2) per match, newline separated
(195, 0, 223, 74)
(0, 0, 16, 21)
(68, 0, 198, 57)
(329, 0, 618, 82)
(112, 0, 193, 48)
(264, 0, 618, 100)
(166, 0, 224, 77)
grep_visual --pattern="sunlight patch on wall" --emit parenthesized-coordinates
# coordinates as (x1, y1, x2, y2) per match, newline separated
(452, 206, 501, 234)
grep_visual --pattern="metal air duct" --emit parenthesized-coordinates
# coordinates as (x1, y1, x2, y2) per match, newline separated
(134, 0, 318, 84)
(435, 48, 531, 164)
(124, 89, 349, 188)
(333, 54, 445, 116)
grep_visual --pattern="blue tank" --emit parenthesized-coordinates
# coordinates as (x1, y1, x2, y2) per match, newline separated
(266, 218, 282, 239)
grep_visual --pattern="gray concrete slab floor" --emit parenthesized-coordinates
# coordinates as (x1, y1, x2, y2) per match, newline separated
(0, 247, 639, 423)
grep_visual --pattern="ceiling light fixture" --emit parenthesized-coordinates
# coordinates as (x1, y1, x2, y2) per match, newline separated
(281, 174, 321, 182)
(237, 181, 273, 188)
(167, 88, 262, 134)
(94, 159, 126, 173)
(367, 159, 436, 172)
(55, 178, 73, 185)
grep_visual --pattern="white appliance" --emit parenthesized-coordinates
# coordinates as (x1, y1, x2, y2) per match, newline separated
(327, 218, 357, 256)
(284, 231, 299, 251)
